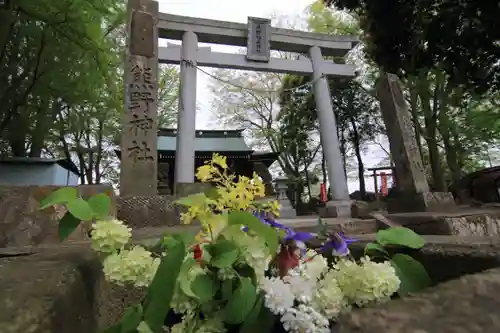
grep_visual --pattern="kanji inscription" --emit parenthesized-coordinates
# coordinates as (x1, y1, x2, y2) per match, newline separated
(128, 140, 154, 162)
(120, 0, 158, 197)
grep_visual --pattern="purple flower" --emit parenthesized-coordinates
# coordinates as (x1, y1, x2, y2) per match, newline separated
(319, 231, 357, 256)
(245, 211, 314, 244)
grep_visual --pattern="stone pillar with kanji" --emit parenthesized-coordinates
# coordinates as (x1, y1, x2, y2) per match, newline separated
(120, 0, 159, 196)
(376, 72, 455, 213)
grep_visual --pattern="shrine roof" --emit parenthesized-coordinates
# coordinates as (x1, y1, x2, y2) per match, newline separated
(157, 128, 252, 152)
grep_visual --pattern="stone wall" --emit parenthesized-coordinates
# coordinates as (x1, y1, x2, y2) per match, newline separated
(0, 246, 144, 333)
(0, 185, 116, 248)
(378, 209, 500, 236)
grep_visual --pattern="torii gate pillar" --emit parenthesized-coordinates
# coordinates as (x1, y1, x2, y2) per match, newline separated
(309, 46, 351, 216)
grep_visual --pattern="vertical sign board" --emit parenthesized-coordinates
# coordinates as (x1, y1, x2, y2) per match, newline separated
(246, 17, 271, 62)
(120, 0, 159, 196)
(320, 183, 327, 202)
(380, 172, 388, 197)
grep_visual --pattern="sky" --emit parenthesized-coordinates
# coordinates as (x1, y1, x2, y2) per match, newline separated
(157, 0, 392, 193)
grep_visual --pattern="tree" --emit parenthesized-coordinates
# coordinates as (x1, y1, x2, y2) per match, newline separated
(0, 0, 125, 156)
(322, 0, 500, 192)
(0, 0, 181, 186)
(324, 0, 500, 94)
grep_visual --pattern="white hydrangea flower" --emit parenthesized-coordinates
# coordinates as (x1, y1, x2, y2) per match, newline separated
(312, 271, 347, 318)
(283, 273, 314, 304)
(332, 257, 400, 307)
(102, 245, 158, 287)
(280, 304, 330, 333)
(91, 219, 132, 253)
(302, 250, 328, 281)
(260, 277, 295, 315)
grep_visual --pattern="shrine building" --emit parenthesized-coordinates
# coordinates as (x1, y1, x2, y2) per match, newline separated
(116, 128, 279, 195)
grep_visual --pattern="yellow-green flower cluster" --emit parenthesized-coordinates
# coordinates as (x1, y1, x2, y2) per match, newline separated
(178, 153, 280, 242)
(102, 245, 160, 287)
(331, 256, 400, 307)
(91, 219, 132, 253)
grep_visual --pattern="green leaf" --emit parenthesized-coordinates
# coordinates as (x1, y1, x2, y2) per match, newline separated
(221, 279, 234, 301)
(39, 187, 78, 210)
(364, 242, 389, 257)
(391, 253, 432, 296)
(376, 227, 425, 249)
(227, 211, 278, 255)
(121, 304, 143, 333)
(209, 240, 240, 268)
(191, 273, 217, 302)
(88, 193, 111, 219)
(223, 277, 258, 325)
(137, 321, 154, 333)
(179, 258, 199, 299)
(235, 264, 257, 286)
(239, 293, 275, 333)
(59, 211, 82, 242)
(67, 198, 93, 221)
(204, 187, 222, 201)
(143, 240, 186, 332)
(175, 193, 207, 207)
(239, 294, 263, 333)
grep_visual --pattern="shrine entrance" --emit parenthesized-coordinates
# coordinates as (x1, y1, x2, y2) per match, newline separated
(121, 0, 358, 216)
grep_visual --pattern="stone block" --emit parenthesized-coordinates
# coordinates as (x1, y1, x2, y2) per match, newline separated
(386, 190, 455, 214)
(0, 185, 116, 248)
(318, 200, 351, 218)
(350, 200, 372, 219)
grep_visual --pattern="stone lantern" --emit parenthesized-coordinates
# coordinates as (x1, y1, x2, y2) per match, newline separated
(274, 176, 296, 219)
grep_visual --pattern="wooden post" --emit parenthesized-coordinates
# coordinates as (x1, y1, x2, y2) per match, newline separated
(120, 0, 159, 196)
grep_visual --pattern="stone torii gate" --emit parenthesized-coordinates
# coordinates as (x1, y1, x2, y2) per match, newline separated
(121, 0, 358, 217)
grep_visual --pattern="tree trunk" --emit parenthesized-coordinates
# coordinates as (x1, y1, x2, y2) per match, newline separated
(349, 116, 366, 197)
(408, 76, 424, 162)
(418, 73, 446, 191)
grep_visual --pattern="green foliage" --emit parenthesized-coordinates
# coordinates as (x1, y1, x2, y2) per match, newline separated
(66, 198, 93, 221)
(376, 227, 425, 249)
(208, 240, 240, 268)
(390, 253, 432, 296)
(238, 294, 275, 333)
(143, 239, 186, 333)
(121, 305, 143, 333)
(39, 187, 78, 209)
(87, 193, 112, 220)
(191, 274, 218, 302)
(364, 242, 389, 257)
(58, 212, 83, 242)
(223, 277, 258, 325)
(227, 211, 279, 255)
(40, 187, 113, 241)
(325, 0, 500, 93)
(366, 227, 430, 294)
